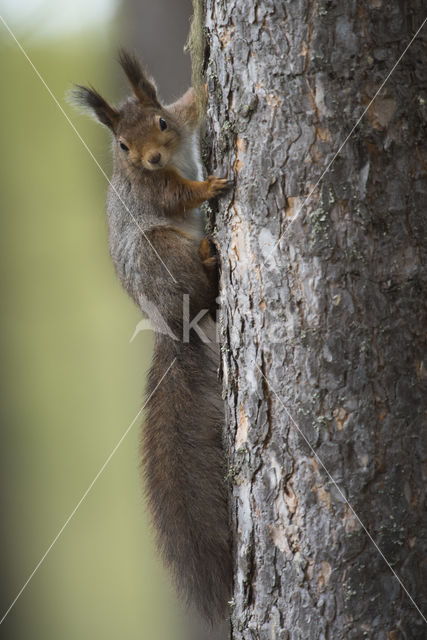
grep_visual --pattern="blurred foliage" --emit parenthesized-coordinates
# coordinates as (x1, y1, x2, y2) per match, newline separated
(0, 23, 185, 640)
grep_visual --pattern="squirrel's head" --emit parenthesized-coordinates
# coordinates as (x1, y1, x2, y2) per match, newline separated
(72, 50, 181, 172)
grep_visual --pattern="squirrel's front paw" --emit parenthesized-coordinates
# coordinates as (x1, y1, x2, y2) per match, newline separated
(206, 175, 233, 198)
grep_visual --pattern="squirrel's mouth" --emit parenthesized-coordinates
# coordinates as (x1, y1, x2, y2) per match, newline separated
(143, 161, 166, 171)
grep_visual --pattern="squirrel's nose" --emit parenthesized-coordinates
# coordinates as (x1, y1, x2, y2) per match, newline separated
(148, 152, 161, 165)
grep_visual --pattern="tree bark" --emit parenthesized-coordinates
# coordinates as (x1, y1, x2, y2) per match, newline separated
(205, 1, 427, 638)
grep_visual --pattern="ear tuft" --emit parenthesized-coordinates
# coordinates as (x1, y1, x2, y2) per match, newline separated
(118, 49, 160, 107)
(69, 84, 119, 131)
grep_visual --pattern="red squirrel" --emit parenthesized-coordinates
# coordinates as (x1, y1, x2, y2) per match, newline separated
(72, 51, 232, 623)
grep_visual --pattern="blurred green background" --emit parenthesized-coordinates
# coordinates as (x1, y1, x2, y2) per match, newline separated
(0, 0, 199, 638)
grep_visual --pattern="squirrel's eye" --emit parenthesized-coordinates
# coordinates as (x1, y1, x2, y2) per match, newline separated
(119, 141, 129, 152)
(159, 118, 167, 131)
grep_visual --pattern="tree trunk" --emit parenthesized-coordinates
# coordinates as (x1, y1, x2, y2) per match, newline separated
(204, 1, 427, 638)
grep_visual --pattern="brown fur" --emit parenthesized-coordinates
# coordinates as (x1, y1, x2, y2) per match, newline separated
(199, 237, 220, 313)
(159, 169, 232, 216)
(72, 51, 232, 624)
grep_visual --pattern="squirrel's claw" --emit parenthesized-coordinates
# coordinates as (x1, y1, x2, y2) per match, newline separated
(207, 175, 234, 198)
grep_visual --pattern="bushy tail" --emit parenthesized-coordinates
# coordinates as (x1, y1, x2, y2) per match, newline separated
(141, 329, 232, 623)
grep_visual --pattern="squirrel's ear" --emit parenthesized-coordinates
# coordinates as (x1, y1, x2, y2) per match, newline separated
(70, 85, 119, 132)
(118, 49, 160, 108)
(167, 87, 198, 129)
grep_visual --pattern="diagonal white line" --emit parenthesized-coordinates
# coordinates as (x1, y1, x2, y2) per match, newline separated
(263, 15, 427, 264)
(256, 363, 427, 625)
(0, 14, 177, 284)
(0, 358, 176, 626)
